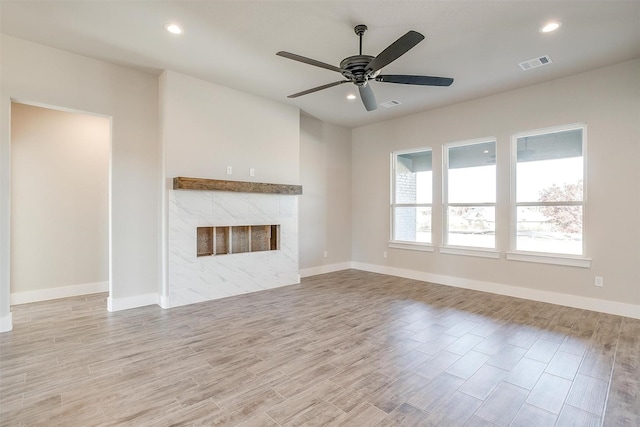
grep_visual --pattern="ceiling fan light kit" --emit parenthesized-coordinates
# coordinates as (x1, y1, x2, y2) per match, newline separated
(277, 24, 454, 112)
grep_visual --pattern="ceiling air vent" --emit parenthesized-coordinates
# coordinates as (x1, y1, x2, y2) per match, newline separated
(380, 100, 402, 108)
(518, 55, 552, 71)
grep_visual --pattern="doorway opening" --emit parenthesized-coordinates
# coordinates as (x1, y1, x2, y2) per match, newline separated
(10, 101, 111, 305)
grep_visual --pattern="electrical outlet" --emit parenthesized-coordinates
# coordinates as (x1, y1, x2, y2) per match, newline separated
(595, 276, 604, 287)
(226, 166, 232, 175)
(323, 251, 328, 258)
(250, 168, 255, 177)
(383, 251, 388, 258)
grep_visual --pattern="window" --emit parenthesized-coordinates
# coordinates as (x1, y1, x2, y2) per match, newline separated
(391, 149, 432, 244)
(444, 139, 496, 249)
(512, 124, 585, 255)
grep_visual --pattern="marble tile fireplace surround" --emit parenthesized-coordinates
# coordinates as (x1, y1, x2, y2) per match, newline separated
(168, 177, 302, 308)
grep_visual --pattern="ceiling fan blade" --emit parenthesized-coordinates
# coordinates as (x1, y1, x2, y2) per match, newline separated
(287, 80, 349, 98)
(376, 75, 454, 86)
(366, 30, 425, 73)
(277, 51, 342, 73)
(358, 84, 377, 111)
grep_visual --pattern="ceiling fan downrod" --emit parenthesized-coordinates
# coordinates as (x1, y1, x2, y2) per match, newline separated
(354, 24, 367, 56)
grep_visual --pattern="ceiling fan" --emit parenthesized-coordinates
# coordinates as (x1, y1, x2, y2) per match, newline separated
(276, 24, 454, 111)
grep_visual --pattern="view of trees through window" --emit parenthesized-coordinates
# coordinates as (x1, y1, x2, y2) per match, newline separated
(447, 205, 495, 248)
(538, 180, 583, 234)
(390, 125, 585, 257)
(515, 127, 584, 255)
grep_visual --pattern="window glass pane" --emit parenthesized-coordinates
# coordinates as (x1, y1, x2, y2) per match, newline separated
(448, 142, 495, 169)
(448, 142, 496, 204)
(416, 171, 432, 204)
(396, 151, 432, 204)
(448, 165, 496, 203)
(516, 129, 583, 203)
(394, 207, 431, 243)
(516, 128, 582, 162)
(517, 157, 583, 203)
(447, 206, 495, 248)
(516, 206, 582, 255)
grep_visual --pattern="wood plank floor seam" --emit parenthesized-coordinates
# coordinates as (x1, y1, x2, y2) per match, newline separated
(599, 311, 624, 426)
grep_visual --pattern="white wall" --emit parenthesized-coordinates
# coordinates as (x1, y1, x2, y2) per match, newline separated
(1, 35, 159, 330)
(299, 115, 352, 274)
(351, 59, 640, 314)
(10, 103, 109, 301)
(159, 71, 300, 305)
(160, 71, 299, 184)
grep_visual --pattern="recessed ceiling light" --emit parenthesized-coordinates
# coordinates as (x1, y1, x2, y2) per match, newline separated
(164, 23, 183, 35)
(540, 22, 561, 33)
(346, 94, 356, 100)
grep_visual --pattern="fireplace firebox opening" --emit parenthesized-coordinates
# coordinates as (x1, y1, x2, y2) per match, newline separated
(197, 225, 280, 257)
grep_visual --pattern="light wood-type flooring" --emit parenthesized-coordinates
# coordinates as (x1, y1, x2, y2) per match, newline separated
(1, 270, 638, 426)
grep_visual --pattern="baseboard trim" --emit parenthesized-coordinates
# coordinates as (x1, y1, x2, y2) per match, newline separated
(0, 313, 12, 333)
(350, 262, 640, 320)
(11, 281, 109, 305)
(159, 295, 170, 309)
(300, 262, 353, 278)
(107, 293, 159, 312)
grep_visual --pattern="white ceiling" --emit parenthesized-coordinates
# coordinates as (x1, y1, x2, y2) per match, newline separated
(1, 1, 639, 128)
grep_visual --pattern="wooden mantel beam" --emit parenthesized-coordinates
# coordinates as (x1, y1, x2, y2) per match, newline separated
(173, 177, 302, 195)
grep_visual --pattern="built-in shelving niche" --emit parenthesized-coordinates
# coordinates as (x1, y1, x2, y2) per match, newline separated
(197, 225, 280, 257)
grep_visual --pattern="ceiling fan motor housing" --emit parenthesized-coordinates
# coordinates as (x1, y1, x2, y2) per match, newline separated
(340, 55, 379, 85)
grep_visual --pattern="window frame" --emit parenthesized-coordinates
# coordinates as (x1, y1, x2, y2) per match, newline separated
(442, 137, 498, 251)
(509, 122, 588, 261)
(389, 147, 434, 248)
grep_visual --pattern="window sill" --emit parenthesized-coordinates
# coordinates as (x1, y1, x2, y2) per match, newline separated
(388, 242, 435, 252)
(506, 252, 591, 268)
(439, 246, 500, 259)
